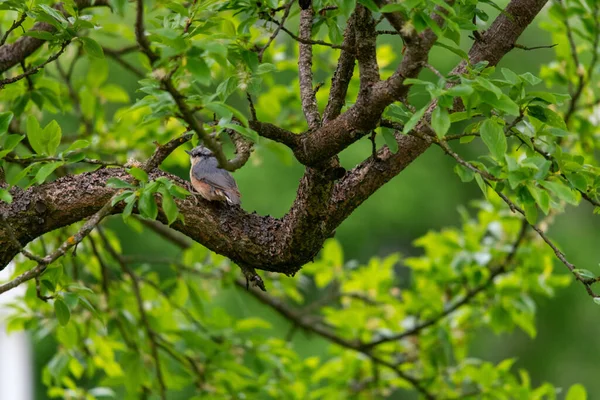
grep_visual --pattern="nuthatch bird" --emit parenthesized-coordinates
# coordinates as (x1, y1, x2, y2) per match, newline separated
(186, 146, 241, 206)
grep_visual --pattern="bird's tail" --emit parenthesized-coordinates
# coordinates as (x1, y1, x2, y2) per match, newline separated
(224, 190, 241, 206)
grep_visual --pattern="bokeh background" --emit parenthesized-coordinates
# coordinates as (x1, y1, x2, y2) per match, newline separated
(1, 2, 599, 399)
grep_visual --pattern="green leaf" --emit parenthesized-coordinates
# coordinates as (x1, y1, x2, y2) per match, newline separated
(454, 164, 474, 182)
(188, 57, 211, 86)
(539, 180, 579, 205)
(43, 120, 61, 156)
(78, 296, 104, 324)
(2, 134, 24, 153)
(169, 185, 190, 199)
(431, 107, 451, 138)
(446, 85, 474, 97)
(526, 184, 550, 214)
(434, 41, 469, 60)
(138, 190, 158, 220)
(79, 37, 105, 59)
(358, 0, 380, 12)
(25, 31, 58, 41)
(128, 167, 148, 183)
(172, 279, 189, 307)
(35, 161, 65, 184)
(26, 116, 43, 155)
(122, 194, 136, 223)
(402, 106, 427, 135)
(381, 127, 398, 153)
(27, 118, 61, 155)
(481, 92, 520, 116)
(54, 298, 71, 326)
(205, 102, 249, 127)
(379, 3, 405, 12)
(0, 188, 13, 204)
(160, 188, 179, 225)
(566, 384, 587, 400)
(107, 178, 134, 189)
(0, 112, 13, 134)
(520, 72, 542, 86)
(480, 119, 507, 161)
(501, 68, 520, 85)
(221, 123, 259, 142)
(111, 191, 134, 206)
(573, 269, 595, 280)
(475, 77, 503, 98)
(65, 140, 90, 153)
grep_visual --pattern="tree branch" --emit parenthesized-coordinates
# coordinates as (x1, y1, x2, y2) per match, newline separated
(322, 13, 356, 123)
(298, 5, 321, 130)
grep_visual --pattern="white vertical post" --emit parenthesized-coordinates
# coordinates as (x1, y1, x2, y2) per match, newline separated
(0, 264, 33, 400)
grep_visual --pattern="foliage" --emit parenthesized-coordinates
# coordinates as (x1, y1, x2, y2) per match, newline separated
(0, 0, 599, 398)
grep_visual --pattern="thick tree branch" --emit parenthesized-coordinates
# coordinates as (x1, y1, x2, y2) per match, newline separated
(355, 5, 380, 90)
(298, 5, 321, 130)
(0, 168, 320, 275)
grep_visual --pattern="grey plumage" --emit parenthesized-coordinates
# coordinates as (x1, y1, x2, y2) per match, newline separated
(186, 146, 241, 205)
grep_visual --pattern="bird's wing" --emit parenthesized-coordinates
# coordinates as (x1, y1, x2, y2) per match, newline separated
(192, 160, 239, 193)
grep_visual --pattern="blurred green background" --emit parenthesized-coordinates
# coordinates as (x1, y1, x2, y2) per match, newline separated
(26, 4, 600, 399)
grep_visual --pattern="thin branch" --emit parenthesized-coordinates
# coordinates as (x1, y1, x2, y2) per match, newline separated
(0, 41, 70, 89)
(0, 14, 27, 46)
(4, 153, 124, 168)
(104, 47, 145, 78)
(260, 12, 352, 52)
(135, 0, 159, 64)
(490, 186, 600, 298)
(257, 0, 293, 62)
(138, 218, 192, 249)
(512, 43, 557, 51)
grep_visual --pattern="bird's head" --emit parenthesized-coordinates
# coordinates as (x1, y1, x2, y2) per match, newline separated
(186, 146, 214, 162)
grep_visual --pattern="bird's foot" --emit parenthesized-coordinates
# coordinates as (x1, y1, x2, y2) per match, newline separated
(239, 265, 266, 291)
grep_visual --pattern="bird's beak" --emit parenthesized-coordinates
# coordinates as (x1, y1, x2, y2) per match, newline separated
(185, 149, 192, 155)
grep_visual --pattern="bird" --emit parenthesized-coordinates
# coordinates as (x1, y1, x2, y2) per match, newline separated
(185, 146, 241, 206)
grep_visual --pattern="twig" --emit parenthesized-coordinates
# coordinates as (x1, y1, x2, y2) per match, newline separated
(0, 14, 27, 46)
(104, 47, 145, 78)
(138, 218, 192, 249)
(512, 43, 557, 51)
(0, 41, 70, 89)
(246, 93, 257, 121)
(260, 12, 353, 52)
(257, 0, 293, 62)
(4, 153, 123, 168)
